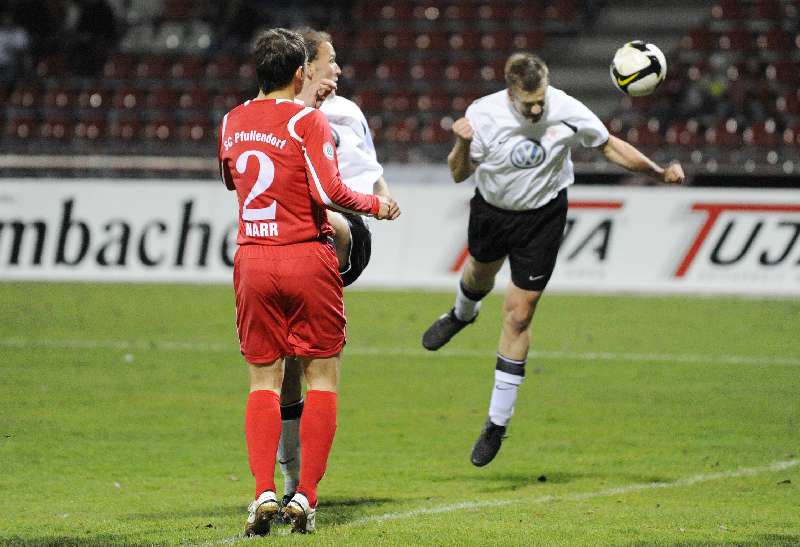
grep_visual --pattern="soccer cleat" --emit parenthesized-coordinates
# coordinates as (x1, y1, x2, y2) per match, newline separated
(470, 419, 507, 467)
(421, 308, 477, 351)
(244, 490, 279, 537)
(282, 492, 316, 534)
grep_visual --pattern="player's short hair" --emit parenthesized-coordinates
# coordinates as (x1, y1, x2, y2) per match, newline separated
(294, 27, 332, 63)
(504, 52, 549, 93)
(253, 28, 307, 94)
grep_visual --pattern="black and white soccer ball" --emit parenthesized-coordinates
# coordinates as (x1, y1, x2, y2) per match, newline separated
(610, 41, 667, 97)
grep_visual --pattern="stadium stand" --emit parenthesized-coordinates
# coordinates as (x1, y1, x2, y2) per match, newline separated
(0, 0, 798, 180)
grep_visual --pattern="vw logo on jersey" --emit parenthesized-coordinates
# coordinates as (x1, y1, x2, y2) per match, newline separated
(510, 139, 546, 169)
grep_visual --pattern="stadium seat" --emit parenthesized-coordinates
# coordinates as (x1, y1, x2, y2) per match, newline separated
(766, 59, 799, 84)
(481, 31, 512, 52)
(382, 30, 415, 51)
(178, 89, 211, 112)
(743, 119, 779, 146)
(375, 58, 409, 82)
(103, 53, 138, 79)
(665, 119, 702, 146)
(171, 55, 205, 80)
(416, 91, 450, 113)
(38, 118, 73, 143)
(42, 86, 73, 112)
(76, 85, 112, 113)
(108, 118, 144, 142)
(383, 90, 414, 112)
(9, 82, 40, 109)
(626, 120, 662, 146)
(756, 27, 792, 52)
(135, 56, 171, 80)
(178, 118, 212, 142)
(410, 58, 445, 82)
(481, 59, 506, 83)
(113, 88, 146, 111)
(544, 0, 577, 22)
(681, 28, 715, 51)
(419, 117, 452, 144)
(74, 114, 107, 142)
(705, 119, 743, 147)
(783, 123, 800, 147)
(443, 3, 477, 25)
(448, 30, 481, 52)
(35, 55, 67, 79)
(753, 0, 783, 20)
(5, 116, 36, 140)
(776, 90, 800, 115)
(147, 89, 179, 111)
(711, 0, 746, 21)
(445, 58, 479, 82)
(144, 119, 176, 142)
(351, 89, 381, 112)
(512, 30, 546, 51)
(451, 92, 482, 111)
(415, 30, 449, 51)
(718, 27, 752, 52)
(205, 55, 238, 81)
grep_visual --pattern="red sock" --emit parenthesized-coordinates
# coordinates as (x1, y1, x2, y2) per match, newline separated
(245, 390, 281, 498)
(297, 390, 338, 507)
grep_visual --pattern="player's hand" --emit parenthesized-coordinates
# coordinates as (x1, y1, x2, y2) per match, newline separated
(452, 117, 474, 141)
(663, 161, 685, 185)
(298, 78, 337, 108)
(375, 195, 401, 220)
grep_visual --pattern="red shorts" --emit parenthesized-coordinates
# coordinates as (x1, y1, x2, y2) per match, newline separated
(233, 240, 346, 364)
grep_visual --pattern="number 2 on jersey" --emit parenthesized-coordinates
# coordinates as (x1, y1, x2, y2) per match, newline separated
(236, 150, 277, 221)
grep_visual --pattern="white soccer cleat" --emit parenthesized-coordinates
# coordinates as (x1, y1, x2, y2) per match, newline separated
(244, 490, 279, 537)
(281, 492, 316, 534)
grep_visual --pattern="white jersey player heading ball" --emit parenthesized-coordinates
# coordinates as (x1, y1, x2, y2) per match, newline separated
(423, 52, 684, 467)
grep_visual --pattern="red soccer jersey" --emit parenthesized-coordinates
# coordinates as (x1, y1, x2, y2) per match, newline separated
(218, 98, 380, 246)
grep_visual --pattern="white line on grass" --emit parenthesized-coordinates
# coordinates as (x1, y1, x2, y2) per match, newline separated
(2, 337, 800, 367)
(348, 459, 800, 526)
(208, 459, 798, 544)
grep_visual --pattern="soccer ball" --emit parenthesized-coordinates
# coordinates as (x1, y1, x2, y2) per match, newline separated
(610, 41, 667, 97)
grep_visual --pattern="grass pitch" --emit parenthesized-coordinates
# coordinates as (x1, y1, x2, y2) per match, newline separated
(0, 283, 798, 546)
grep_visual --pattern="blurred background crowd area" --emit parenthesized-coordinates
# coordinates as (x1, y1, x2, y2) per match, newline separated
(1, 0, 798, 183)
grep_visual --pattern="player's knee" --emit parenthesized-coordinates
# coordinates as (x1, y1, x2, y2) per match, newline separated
(502, 299, 538, 334)
(503, 309, 532, 334)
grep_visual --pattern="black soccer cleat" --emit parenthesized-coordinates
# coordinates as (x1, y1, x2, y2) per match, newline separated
(470, 419, 507, 467)
(421, 308, 477, 351)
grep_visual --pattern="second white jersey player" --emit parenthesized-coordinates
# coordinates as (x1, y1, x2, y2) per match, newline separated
(321, 95, 383, 198)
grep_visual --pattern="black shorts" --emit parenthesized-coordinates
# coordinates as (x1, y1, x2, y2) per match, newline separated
(340, 213, 372, 287)
(468, 189, 568, 291)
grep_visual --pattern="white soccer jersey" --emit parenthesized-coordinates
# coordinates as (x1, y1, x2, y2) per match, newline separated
(320, 95, 383, 196)
(466, 86, 609, 211)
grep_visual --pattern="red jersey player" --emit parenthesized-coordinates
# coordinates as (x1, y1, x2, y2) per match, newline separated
(218, 28, 399, 536)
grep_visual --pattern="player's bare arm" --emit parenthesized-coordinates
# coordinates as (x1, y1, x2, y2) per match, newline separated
(448, 117, 476, 183)
(601, 134, 685, 184)
(372, 175, 391, 198)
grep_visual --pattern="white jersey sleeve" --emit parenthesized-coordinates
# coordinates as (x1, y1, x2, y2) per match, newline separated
(561, 97, 609, 148)
(320, 95, 383, 195)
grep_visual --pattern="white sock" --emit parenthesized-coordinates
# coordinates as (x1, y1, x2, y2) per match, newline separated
(488, 354, 526, 426)
(454, 282, 484, 321)
(278, 417, 301, 496)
